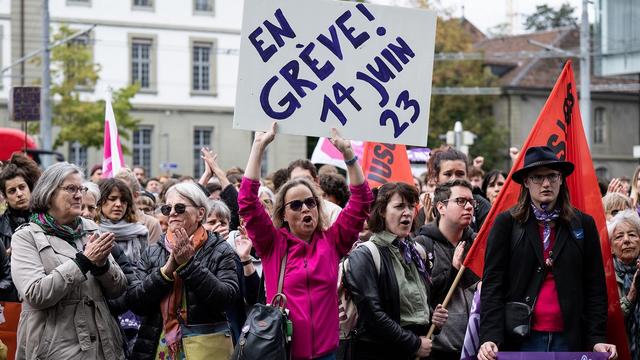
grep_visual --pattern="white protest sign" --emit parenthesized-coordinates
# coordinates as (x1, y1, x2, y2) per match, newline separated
(233, 0, 437, 146)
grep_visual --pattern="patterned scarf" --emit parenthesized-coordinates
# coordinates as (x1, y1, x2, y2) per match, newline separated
(531, 203, 560, 251)
(396, 237, 431, 284)
(30, 212, 85, 247)
(161, 226, 209, 358)
(614, 257, 640, 360)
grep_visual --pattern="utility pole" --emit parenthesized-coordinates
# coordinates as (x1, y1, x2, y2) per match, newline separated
(580, 0, 591, 147)
(40, 0, 52, 168)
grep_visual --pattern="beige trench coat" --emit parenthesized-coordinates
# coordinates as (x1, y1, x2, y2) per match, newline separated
(10, 218, 126, 360)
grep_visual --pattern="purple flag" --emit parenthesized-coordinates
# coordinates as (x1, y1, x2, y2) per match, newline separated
(461, 285, 481, 360)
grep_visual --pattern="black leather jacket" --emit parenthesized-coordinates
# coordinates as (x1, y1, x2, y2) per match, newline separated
(126, 231, 239, 360)
(0, 240, 17, 301)
(344, 236, 434, 359)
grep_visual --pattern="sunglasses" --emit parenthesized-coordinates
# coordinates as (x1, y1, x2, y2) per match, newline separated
(160, 203, 195, 216)
(285, 197, 317, 212)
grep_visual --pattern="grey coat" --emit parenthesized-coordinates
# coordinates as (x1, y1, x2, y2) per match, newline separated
(10, 218, 126, 360)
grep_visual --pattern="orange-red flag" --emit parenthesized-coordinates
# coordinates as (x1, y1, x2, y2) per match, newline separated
(361, 142, 414, 188)
(462, 60, 629, 359)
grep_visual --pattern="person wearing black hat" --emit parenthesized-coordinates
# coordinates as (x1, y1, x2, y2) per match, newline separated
(477, 146, 618, 360)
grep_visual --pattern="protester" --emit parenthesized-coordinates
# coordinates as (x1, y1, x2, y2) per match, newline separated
(90, 164, 103, 183)
(271, 168, 289, 193)
(416, 179, 479, 359)
(0, 153, 41, 252)
(199, 147, 240, 231)
(478, 146, 616, 359)
(11, 162, 127, 359)
(238, 123, 373, 360)
(288, 158, 343, 225)
(205, 180, 223, 200)
(115, 169, 162, 243)
(631, 167, 640, 211)
(126, 182, 239, 360)
(204, 199, 230, 239)
(137, 190, 157, 216)
(133, 166, 147, 186)
(345, 182, 448, 359)
(413, 175, 424, 193)
(154, 207, 168, 234)
(482, 170, 507, 205)
(145, 177, 162, 196)
(258, 185, 275, 215)
(158, 178, 178, 204)
(98, 178, 149, 265)
(468, 167, 484, 191)
(81, 181, 100, 221)
(607, 210, 640, 360)
(602, 192, 634, 222)
(319, 173, 350, 208)
(417, 146, 491, 233)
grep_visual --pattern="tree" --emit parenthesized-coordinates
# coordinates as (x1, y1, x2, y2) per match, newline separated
(524, 3, 577, 32)
(428, 17, 507, 170)
(33, 24, 140, 152)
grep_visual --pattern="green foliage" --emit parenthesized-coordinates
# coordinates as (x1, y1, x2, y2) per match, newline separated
(429, 18, 507, 170)
(46, 24, 139, 153)
(524, 2, 577, 31)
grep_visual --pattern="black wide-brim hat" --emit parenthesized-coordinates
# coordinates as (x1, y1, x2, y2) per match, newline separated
(512, 146, 575, 184)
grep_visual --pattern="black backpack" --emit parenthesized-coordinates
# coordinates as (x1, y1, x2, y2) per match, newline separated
(231, 252, 292, 360)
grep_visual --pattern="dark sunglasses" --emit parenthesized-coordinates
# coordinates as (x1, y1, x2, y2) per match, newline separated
(160, 203, 194, 216)
(285, 197, 317, 212)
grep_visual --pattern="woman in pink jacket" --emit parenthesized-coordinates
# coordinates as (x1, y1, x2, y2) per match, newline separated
(238, 123, 373, 360)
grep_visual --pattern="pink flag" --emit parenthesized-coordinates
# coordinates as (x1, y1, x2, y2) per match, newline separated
(102, 92, 125, 178)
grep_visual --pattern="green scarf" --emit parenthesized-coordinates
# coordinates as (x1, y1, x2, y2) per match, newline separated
(30, 212, 85, 248)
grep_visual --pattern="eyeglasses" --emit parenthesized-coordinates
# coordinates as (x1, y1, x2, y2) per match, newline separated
(285, 197, 317, 211)
(527, 173, 562, 185)
(59, 185, 88, 195)
(160, 203, 195, 216)
(442, 197, 477, 208)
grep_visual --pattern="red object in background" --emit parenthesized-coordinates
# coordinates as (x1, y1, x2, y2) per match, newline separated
(0, 302, 20, 360)
(0, 128, 37, 161)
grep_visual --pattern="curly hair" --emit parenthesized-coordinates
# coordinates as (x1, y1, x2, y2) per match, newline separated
(426, 146, 469, 183)
(0, 152, 42, 196)
(318, 173, 350, 208)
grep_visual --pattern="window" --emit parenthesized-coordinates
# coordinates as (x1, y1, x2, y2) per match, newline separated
(593, 107, 606, 144)
(130, 36, 155, 91)
(193, 128, 212, 177)
(190, 39, 217, 95)
(67, 0, 91, 6)
(133, 127, 153, 176)
(596, 167, 608, 180)
(194, 0, 214, 14)
(133, 0, 153, 8)
(69, 142, 88, 170)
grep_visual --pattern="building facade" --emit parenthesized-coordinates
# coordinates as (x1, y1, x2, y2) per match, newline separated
(0, 0, 306, 177)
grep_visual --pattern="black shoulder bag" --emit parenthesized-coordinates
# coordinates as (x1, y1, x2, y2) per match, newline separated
(232, 251, 292, 360)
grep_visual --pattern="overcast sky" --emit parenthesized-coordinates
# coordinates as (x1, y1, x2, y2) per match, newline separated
(369, 0, 587, 35)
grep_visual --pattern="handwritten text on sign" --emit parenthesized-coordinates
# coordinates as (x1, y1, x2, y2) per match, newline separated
(234, 0, 437, 146)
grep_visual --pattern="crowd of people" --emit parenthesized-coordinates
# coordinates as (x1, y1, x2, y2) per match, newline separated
(0, 125, 637, 360)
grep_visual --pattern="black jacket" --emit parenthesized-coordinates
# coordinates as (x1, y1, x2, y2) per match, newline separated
(344, 236, 433, 359)
(126, 231, 239, 360)
(220, 184, 240, 231)
(480, 210, 607, 351)
(0, 207, 30, 250)
(416, 223, 478, 353)
(0, 240, 18, 301)
(108, 243, 138, 316)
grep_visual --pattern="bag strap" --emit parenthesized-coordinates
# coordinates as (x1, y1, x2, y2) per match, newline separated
(360, 241, 381, 275)
(277, 251, 287, 294)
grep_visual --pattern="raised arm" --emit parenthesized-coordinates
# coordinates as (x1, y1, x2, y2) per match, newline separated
(329, 128, 364, 186)
(245, 122, 276, 181)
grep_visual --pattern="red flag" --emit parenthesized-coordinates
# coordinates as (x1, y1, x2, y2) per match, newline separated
(361, 142, 414, 188)
(462, 60, 629, 359)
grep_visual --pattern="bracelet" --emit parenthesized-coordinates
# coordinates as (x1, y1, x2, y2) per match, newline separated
(241, 259, 253, 266)
(344, 155, 358, 166)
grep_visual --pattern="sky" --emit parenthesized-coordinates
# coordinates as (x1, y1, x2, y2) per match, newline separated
(370, 0, 587, 35)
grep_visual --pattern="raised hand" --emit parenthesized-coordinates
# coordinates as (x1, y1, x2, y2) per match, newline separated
(234, 226, 253, 261)
(328, 128, 354, 159)
(452, 241, 466, 270)
(473, 156, 484, 170)
(172, 228, 195, 265)
(253, 121, 277, 150)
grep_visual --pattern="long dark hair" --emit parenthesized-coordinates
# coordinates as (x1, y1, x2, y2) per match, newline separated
(511, 178, 576, 223)
(98, 178, 138, 223)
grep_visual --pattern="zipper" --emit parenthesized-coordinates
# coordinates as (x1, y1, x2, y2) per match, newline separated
(304, 256, 315, 357)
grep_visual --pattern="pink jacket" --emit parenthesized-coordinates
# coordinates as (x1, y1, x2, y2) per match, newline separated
(238, 177, 373, 359)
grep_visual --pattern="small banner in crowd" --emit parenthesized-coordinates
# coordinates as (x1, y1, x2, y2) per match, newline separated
(462, 60, 630, 360)
(361, 142, 413, 188)
(101, 90, 125, 179)
(310, 137, 363, 170)
(234, 0, 437, 145)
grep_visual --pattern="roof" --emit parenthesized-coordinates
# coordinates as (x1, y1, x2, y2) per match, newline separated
(473, 27, 639, 92)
